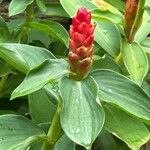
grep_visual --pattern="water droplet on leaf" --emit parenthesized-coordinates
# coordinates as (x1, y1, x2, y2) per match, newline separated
(102, 30, 107, 34)
(71, 128, 80, 134)
(108, 89, 113, 93)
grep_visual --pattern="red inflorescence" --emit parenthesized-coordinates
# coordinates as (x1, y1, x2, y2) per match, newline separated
(68, 7, 95, 79)
(124, 0, 138, 38)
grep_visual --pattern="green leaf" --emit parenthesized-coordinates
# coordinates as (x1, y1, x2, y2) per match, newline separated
(141, 37, 150, 46)
(104, 104, 150, 150)
(92, 55, 121, 73)
(30, 134, 75, 150)
(36, 0, 47, 12)
(60, 0, 97, 16)
(44, 81, 61, 104)
(91, 69, 150, 124)
(141, 38, 150, 57)
(28, 29, 52, 47)
(0, 46, 28, 73)
(29, 21, 69, 48)
(60, 0, 123, 23)
(135, 19, 150, 42)
(28, 88, 56, 124)
(91, 9, 123, 24)
(91, 0, 123, 24)
(7, 18, 25, 33)
(104, 0, 125, 12)
(0, 110, 17, 115)
(135, 6, 150, 42)
(0, 0, 3, 3)
(0, 17, 12, 43)
(0, 73, 24, 98)
(93, 19, 121, 57)
(122, 41, 148, 85)
(54, 134, 75, 150)
(144, 6, 150, 16)
(11, 59, 69, 100)
(97, 129, 118, 150)
(59, 76, 105, 149)
(0, 114, 45, 150)
(29, 123, 50, 150)
(9, 0, 33, 16)
(0, 43, 55, 73)
(0, 61, 12, 77)
(40, 3, 69, 18)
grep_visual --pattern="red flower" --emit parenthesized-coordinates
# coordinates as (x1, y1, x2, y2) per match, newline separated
(68, 7, 95, 80)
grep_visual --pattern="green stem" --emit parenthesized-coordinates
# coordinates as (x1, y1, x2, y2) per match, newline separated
(41, 103, 63, 150)
(129, 0, 146, 43)
(25, 3, 34, 24)
(115, 52, 123, 65)
(0, 74, 8, 97)
(18, 3, 34, 42)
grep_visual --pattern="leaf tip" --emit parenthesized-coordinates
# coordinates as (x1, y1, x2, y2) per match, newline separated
(10, 92, 17, 101)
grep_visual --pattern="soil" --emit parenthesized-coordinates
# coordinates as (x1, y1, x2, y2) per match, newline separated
(0, 0, 9, 20)
(0, 0, 24, 21)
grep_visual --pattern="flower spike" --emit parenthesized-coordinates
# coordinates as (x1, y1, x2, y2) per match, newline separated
(68, 7, 95, 80)
(124, 0, 138, 39)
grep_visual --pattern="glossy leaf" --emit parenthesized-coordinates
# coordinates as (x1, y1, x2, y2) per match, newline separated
(0, 114, 45, 150)
(97, 129, 118, 150)
(59, 76, 105, 149)
(141, 37, 150, 48)
(41, 3, 69, 18)
(104, 104, 150, 150)
(9, 0, 33, 16)
(0, 73, 24, 99)
(94, 19, 121, 57)
(28, 89, 56, 124)
(104, 0, 124, 12)
(11, 59, 69, 100)
(28, 28, 52, 47)
(0, 61, 12, 77)
(92, 55, 121, 73)
(145, 6, 150, 16)
(29, 21, 69, 48)
(135, 4, 150, 42)
(60, 0, 123, 23)
(91, 69, 150, 124)
(122, 41, 148, 85)
(29, 123, 50, 150)
(135, 19, 150, 42)
(0, 17, 12, 43)
(54, 135, 75, 150)
(0, 43, 55, 73)
(60, 0, 96, 16)
(7, 18, 25, 33)
(30, 134, 75, 150)
(0, 46, 28, 73)
(36, 0, 47, 12)
(141, 38, 150, 56)
(92, 0, 123, 24)
(91, 9, 123, 24)
(44, 81, 61, 104)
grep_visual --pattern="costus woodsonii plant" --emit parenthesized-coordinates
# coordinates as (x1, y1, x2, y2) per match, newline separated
(0, 0, 150, 150)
